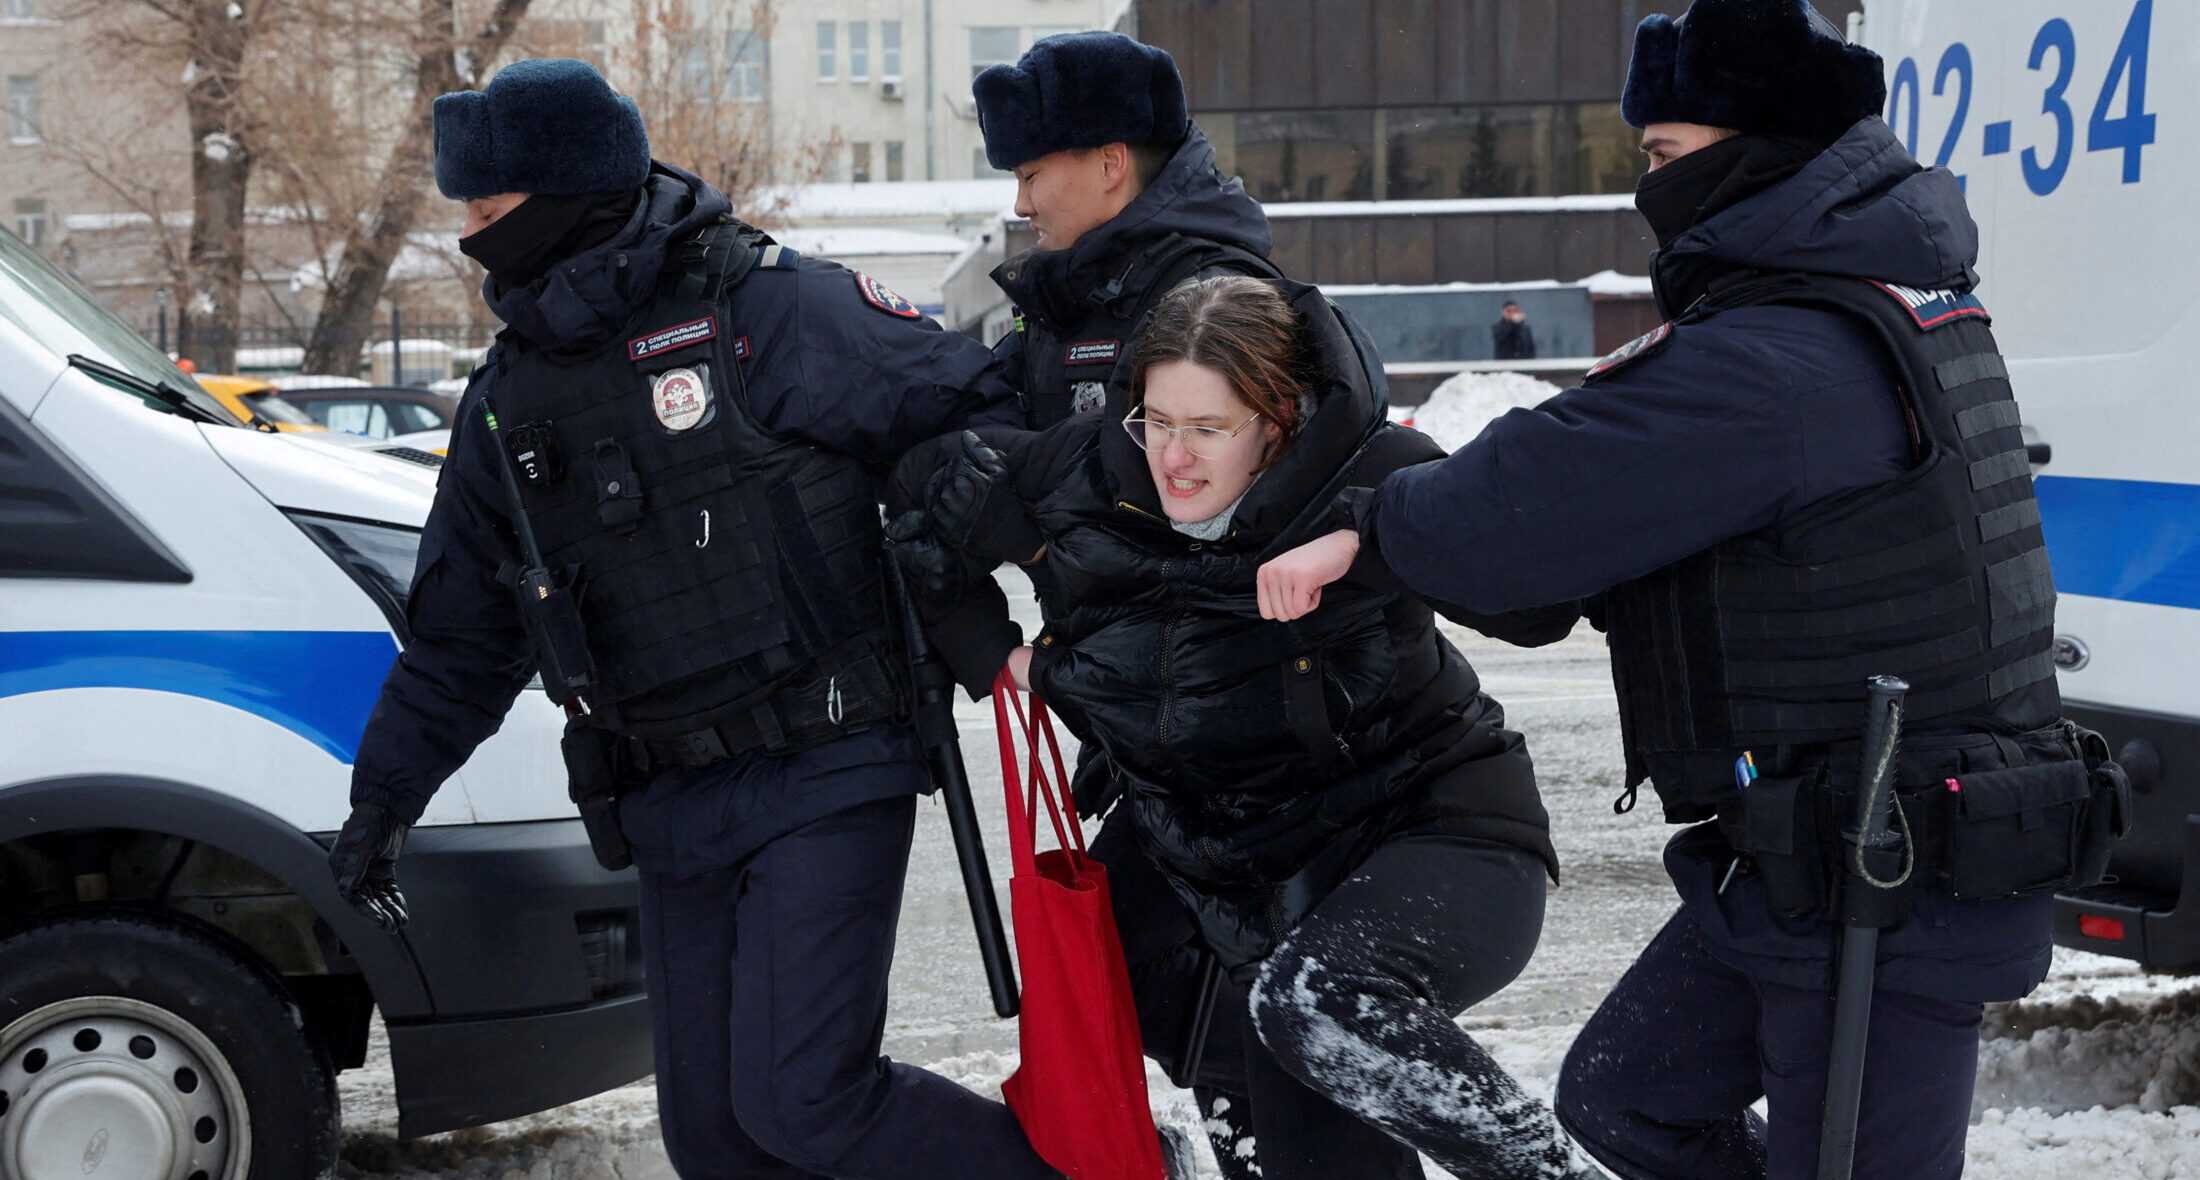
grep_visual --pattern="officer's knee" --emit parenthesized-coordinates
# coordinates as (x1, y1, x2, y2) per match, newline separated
(1553, 1025, 1626, 1151)
(727, 1061, 882, 1173)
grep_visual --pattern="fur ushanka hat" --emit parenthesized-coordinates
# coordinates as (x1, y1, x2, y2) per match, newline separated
(974, 31, 1189, 172)
(1622, 0, 1887, 145)
(434, 59, 651, 200)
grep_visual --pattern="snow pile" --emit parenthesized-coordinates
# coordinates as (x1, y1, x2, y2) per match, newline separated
(1392, 371, 1565, 453)
(1975, 989, 2200, 1116)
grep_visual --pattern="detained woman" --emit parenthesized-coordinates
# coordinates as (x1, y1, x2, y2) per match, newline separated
(893, 276, 1604, 1179)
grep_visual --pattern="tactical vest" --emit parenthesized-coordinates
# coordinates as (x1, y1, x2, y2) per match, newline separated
(1601, 274, 2061, 821)
(490, 222, 905, 758)
(999, 232, 1281, 430)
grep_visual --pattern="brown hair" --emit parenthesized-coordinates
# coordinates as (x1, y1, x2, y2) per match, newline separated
(1128, 276, 1310, 472)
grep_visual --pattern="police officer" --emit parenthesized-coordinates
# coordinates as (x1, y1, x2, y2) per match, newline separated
(1257, 3, 2122, 1177)
(913, 31, 1285, 1180)
(976, 31, 1279, 430)
(323, 59, 1062, 1180)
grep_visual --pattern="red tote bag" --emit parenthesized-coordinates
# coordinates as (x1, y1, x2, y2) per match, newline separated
(993, 669, 1166, 1180)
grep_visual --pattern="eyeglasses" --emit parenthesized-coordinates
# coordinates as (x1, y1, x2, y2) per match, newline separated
(1121, 407, 1264, 459)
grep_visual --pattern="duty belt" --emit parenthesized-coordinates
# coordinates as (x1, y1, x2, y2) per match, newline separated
(635, 647, 906, 768)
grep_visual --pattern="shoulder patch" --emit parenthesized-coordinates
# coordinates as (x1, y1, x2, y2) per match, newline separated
(1585, 322, 1673, 380)
(630, 316, 717, 361)
(1064, 340, 1121, 365)
(856, 272, 922, 319)
(1870, 281, 1990, 330)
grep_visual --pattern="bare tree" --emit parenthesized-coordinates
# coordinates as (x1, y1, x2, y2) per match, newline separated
(300, 0, 533, 377)
(58, 0, 289, 371)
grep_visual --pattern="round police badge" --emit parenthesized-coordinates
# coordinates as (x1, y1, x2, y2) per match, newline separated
(652, 366, 711, 431)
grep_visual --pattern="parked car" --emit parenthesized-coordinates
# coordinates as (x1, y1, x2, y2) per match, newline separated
(0, 224, 648, 1178)
(192, 373, 328, 433)
(278, 383, 458, 441)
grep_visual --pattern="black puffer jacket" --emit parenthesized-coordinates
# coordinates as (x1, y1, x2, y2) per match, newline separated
(975, 283, 1560, 969)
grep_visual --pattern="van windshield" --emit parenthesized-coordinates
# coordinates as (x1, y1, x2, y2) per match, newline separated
(0, 229, 241, 427)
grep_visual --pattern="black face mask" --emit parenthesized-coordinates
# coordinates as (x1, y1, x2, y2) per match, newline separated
(459, 188, 642, 288)
(1634, 133, 1823, 248)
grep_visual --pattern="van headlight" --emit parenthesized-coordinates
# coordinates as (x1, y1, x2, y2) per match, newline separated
(286, 512, 420, 643)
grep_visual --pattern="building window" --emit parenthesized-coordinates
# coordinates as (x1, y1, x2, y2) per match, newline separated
(852, 142, 871, 183)
(3, 0, 36, 19)
(970, 27, 1019, 81)
(8, 75, 39, 144)
(816, 21, 836, 82)
(12, 197, 44, 246)
(881, 21, 902, 79)
(885, 141, 905, 182)
(1209, 110, 1376, 203)
(1208, 102, 1647, 204)
(1386, 106, 1555, 200)
(848, 22, 868, 83)
(728, 27, 766, 102)
(1569, 102, 1646, 195)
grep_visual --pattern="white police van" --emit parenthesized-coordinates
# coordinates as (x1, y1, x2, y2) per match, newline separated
(1862, 0, 2199, 969)
(0, 229, 648, 1176)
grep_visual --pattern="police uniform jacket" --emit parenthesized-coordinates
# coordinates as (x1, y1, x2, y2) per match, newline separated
(906, 282, 1560, 971)
(1355, 118, 2081, 1001)
(349, 164, 1021, 875)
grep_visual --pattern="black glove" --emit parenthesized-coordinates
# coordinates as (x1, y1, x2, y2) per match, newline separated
(929, 431, 1045, 564)
(885, 509, 980, 600)
(329, 801, 410, 933)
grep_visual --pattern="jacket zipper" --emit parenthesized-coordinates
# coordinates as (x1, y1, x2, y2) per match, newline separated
(1155, 557, 1185, 748)
(1322, 663, 1357, 762)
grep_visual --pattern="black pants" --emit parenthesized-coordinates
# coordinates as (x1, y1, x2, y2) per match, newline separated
(1092, 813, 1265, 1176)
(1248, 836, 1597, 1180)
(638, 795, 1060, 1180)
(1105, 817, 1589, 1179)
(1554, 911, 1982, 1180)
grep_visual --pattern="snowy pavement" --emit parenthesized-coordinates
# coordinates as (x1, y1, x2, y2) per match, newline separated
(334, 598, 2200, 1178)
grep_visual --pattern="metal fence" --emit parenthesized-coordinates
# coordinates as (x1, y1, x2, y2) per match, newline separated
(133, 311, 502, 384)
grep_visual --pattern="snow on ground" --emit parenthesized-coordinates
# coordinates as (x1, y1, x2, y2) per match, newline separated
(336, 584, 2200, 1178)
(1392, 371, 1568, 453)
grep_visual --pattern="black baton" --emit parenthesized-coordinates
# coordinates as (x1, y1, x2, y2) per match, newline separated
(1169, 954, 1225, 1090)
(1818, 674, 1910, 1180)
(884, 552, 1020, 1018)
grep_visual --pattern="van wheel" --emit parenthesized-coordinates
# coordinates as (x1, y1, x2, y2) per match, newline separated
(0, 909, 338, 1180)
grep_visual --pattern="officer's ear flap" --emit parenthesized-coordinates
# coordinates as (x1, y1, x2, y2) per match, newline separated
(974, 65, 1042, 173)
(1621, 15, 1683, 130)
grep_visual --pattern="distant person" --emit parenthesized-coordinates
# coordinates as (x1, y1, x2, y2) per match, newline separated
(1493, 300, 1537, 360)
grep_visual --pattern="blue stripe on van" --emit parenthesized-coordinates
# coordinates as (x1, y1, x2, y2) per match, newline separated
(0, 631, 399, 762)
(2035, 476, 2200, 612)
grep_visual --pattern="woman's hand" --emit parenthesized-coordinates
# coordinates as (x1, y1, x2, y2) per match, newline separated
(1257, 529, 1360, 621)
(1005, 645, 1035, 692)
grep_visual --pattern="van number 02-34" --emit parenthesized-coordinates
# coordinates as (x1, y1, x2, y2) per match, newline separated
(1885, 0, 2157, 197)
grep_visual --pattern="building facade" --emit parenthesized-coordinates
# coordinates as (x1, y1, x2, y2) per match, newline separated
(769, 0, 1116, 184)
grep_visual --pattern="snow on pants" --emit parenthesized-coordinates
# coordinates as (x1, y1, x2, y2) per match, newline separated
(1553, 910, 1983, 1180)
(1247, 835, 1601, 1180)
(637, 795, 1061, 1180)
